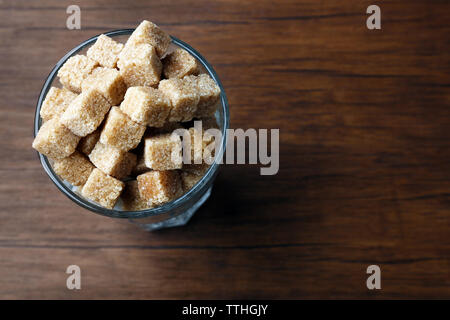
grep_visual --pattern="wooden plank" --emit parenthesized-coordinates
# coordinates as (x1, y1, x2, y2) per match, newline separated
(0, 0, 449, 299)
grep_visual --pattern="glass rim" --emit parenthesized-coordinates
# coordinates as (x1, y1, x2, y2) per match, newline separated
(33, 29, 230, 219)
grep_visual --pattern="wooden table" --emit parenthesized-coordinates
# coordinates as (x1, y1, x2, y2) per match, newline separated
(0, 0, 449, 299)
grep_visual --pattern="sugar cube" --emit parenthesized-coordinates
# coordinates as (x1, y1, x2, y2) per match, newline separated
(77, 129, 101, 156)
(137, 170, 182, 205)
(81, 168, 124, 209)
(40, 87, 78, 121)
(158, 77, 199, 122)
(126, 20, 171, 58)
(120, 86, 171, 127)
(60, 88, 111, 137)
(188, 74, 221, 117)
(99, 106, 146, 151)
(86, 34, 124, 68)
(32, 117, 80, 159)
(196, 99, 220, 119)
(53, 151, 95, 186)
(163, 48, 198, 79)
(117, 43, 162, 87)
(57, 55, 98, 93)
(122, 180, 154, 211)
(143, 133, 182, 170)
(81, 67, 126, 105)
(89, 142, 137, 180)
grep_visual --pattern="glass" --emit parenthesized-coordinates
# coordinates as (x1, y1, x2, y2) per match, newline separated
(33, 29, 229, 231)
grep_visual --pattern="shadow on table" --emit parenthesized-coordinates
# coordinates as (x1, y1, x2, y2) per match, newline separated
(152, 140, 334, 232)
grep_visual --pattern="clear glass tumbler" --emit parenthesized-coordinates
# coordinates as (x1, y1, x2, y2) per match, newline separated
(33, 29, 229, 231)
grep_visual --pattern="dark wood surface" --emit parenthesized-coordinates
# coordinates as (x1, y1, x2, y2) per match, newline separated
(0, 0, 449, 299)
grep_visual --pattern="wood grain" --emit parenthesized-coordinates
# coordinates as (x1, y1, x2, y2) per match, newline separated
(0, 0, 449, 299)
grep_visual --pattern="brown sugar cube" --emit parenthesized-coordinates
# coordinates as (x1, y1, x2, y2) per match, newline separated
(53, 151, 95, 186)
(126, 20, 171, 58)
(117, 43, 162, 87)
(196, 74, 221, 107)
(158, 77, 199, 122)
(40, 87, 78, 121)
(163, 48, 198, 79)
(32, 117, 80, 160)
(89, 142, 137, 180)
(195, 99, 220, 118)
(186, 74, 221, 118)
(137, 170, 182, 205)
(181, 171, 202, 192)
(99, 106, 146, 152)
(81, 168, 124, 209)
(81, 67, 126, 105)
(122, 180, 154, 211)
(60, 88, 111, 137)
(57, 55, 98, 93)
(77, 129, 101, 156)
(120, 86, 170, 127)
(86, 34, 124, 68)
(143, 133, 182, 170)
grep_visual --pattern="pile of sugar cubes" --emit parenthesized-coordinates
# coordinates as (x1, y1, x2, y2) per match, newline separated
(32, 20, 221, 210)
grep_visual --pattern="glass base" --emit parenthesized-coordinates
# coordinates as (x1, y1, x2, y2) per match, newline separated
(129, 186, 213, 231)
